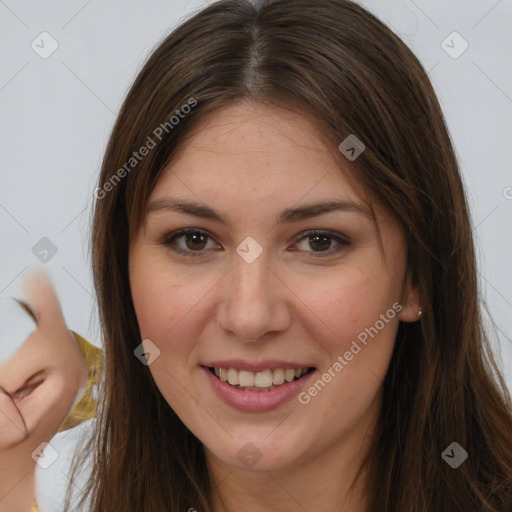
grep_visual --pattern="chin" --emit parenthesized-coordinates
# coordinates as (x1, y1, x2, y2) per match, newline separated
(205, 434, 305, 473)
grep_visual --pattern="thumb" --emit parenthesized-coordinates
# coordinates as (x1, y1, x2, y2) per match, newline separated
(23, 270, 66, 328)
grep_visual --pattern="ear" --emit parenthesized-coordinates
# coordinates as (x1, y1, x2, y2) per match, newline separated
(398, 269, 422, 323)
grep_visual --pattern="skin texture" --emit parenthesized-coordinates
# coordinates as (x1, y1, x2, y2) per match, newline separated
(0, 272, 88, 512)
(129, 101, 420, 512)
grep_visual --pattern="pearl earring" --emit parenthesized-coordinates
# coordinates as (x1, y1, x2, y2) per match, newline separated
(417, 307, 423, 318)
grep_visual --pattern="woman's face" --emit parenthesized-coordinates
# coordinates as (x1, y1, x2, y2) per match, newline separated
(129, 101, 420, 472)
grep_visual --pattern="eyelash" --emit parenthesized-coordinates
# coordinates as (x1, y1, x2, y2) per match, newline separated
(160, 228, 351, 258)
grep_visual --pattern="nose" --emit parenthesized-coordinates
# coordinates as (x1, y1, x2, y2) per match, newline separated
(216, 250, 292, 342)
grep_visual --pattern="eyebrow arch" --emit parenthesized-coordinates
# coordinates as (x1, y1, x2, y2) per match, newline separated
(146, 198, 372, 225)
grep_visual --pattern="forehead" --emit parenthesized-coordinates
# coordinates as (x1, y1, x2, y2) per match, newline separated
(153, 101, 364, 203)
(0, 298, 36, 367)
(183, 101, 329, 150)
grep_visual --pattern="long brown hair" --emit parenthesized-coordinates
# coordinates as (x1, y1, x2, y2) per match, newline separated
(67, 0, 512, 510)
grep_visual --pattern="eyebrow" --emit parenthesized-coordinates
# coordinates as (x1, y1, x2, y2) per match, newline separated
(146, 198, 372, 225)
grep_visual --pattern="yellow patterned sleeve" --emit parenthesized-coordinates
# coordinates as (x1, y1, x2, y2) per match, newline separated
(60, 332, 102, 431)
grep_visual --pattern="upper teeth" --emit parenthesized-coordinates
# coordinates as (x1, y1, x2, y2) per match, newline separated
(214, 367, 309, 387)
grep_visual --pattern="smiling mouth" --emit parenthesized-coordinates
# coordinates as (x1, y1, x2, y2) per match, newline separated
(207, 366, 316, 391)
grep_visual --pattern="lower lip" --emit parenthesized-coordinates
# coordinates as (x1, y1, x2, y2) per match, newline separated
(202, 366, 316, 412)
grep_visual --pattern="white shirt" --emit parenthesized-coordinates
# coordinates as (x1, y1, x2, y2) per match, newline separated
(35, 418, 95, 512)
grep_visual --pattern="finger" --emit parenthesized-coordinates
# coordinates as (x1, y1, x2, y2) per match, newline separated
(23, 270, 66, 327)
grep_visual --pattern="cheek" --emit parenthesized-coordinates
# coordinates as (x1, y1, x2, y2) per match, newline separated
(129, 250, 214, 366)
(130, 272, 207, 344)
(292, 264, 402, 424)
(130, 247, 177, 339)
(292, 264, 401, 354)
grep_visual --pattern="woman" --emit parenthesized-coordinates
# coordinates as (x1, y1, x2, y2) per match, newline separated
(33, 0, 512, 510)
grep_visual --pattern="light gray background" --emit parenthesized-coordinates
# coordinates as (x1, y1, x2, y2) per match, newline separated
(1, 0, 511, 390)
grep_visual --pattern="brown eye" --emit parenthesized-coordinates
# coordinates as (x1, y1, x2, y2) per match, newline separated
(293, 230, 351, 256)
(184, 231, 208, 250)
(309, 234, 332, 251)
(161, 228, 221, 256)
